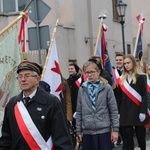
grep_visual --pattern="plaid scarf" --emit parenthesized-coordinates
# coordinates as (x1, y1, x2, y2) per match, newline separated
(88, 81, 100, 111)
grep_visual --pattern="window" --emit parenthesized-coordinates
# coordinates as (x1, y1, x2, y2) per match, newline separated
(1, 0, 29, 13)
(2, 0, 16, 13)
(127, 44, 131, 54)
(112, 0, 119, 21)
(18, 0, 29, 11)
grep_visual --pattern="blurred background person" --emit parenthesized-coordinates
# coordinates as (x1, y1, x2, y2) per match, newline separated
(67, 63, 81, 119)
(89, 55, 112, 86)
(67, 63, 82, 148)
(39, 80, 51, 93)
(135, 59, 146, 73)
(113, 53, 127, 150)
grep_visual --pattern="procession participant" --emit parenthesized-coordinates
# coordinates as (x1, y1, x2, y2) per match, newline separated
(39, 80, 51, 93)
(113, 53, 127, 149)
(0, 60, 73, 150)
(67, 63, 82, 123)
(90, 55, 112, 86)
(145, 63, 150, 128)
(119, 55, 148, 150)
(76, 60, 119, 150)
(67, 63, 82, 148)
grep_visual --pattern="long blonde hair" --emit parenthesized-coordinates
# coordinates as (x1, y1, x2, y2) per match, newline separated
(121, 55, 144, 84)
(83, 61, 108, 84)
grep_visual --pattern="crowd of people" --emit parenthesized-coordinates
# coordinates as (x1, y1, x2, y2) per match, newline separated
(0, 53, 150, 150)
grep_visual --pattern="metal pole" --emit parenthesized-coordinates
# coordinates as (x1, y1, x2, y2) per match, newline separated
(23, 0, 34, 11)
(93, 11, 107, 55)
(121, 23, 125, 55)
(34, 0, 42, 64)
(120, 17, 126, 55)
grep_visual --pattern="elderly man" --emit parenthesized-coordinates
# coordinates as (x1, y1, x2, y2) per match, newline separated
(0, 61, 73, 150)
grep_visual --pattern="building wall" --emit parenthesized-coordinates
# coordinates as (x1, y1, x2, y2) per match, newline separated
(0, 0, 134, 78)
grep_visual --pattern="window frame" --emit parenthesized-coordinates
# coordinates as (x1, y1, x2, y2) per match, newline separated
(127, 44, 131, 54)
(112, 0, 119, 22)
(0, 0, 28, 14)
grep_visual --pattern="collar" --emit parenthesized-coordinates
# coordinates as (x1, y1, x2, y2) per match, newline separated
(87, 80, 100, 85)
(116, 67, 123, 71)
(23, 89, 37, 99)
(127, 74, 132, 84)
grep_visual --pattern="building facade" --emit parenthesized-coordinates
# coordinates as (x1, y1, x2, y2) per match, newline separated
(1, 0, 147, 77)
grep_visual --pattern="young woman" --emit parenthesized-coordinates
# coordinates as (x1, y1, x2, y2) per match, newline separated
(76, 59, 119, 150)
(119, 55, 148, 150)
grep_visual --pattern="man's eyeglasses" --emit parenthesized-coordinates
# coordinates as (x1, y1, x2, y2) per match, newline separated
(85, 71, 97, 76)
(16, 74, 38, 80)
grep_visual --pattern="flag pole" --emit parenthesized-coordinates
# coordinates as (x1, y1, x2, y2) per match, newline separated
(93, 13, 107, 55)
(41, 19, 59, 80)
(133, 24, 141, 57)
(0, 9, 30, 36)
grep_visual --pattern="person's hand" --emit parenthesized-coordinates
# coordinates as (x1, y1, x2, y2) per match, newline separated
(76, 134, 82, 143)
(111, 131, 118, 143)
(73, 112, 77, 119)
(69, 120, 72, 126)
(139, 113, 146, 122)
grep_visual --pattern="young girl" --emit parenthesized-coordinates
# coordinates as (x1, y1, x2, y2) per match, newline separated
(119, 55, 148, 150)
(76, 59, 119, 150)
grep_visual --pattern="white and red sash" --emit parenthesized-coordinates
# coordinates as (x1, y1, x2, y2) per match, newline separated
(147, 77, 150, 93)
(147, 108, 150, 120)
(113, 69, 121, 87)
(75, 74, 88, 87)
(75, 77, 82, 88)
(83, 74, 87, 82)
(120, 80, 142, 106)
(14, 101, 54, 150)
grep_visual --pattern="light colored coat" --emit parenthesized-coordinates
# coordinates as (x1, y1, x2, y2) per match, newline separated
(76, 81, 119, 135)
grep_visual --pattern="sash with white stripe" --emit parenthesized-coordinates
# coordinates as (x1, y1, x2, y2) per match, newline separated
(148, 109, 150, 119)
(75, 77, 82, 87)
(83, 74, 87, 82)
(147, 77, 150, 92)
(14, 101, 54, 150)
(120, 80, 142, 106)
(113, 69, 121, 87)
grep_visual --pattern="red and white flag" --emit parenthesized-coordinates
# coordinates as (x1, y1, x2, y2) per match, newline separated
(136, 13, 145, 31)
(43, 39, 62, 97)
(18, 12, 29, 52)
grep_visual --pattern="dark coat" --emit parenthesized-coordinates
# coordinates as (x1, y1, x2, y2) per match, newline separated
(67, 73, 81, 114)
(119, 74, 149, 126)
(113, 68, 123, 113)
(0, 88, 73, 150)
(100, 69, 112, 86)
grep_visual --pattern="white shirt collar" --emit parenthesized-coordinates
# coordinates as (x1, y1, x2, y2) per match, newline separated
(127, 74, 132, 84)
(23, 89, 37, 99)
(116, 67, 123, 72)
